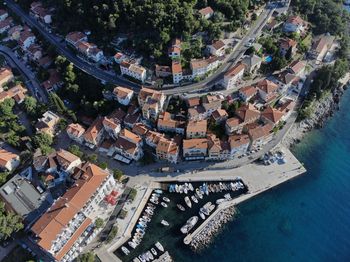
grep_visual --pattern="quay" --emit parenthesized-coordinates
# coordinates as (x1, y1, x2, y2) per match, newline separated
(97, 146, 306, 261)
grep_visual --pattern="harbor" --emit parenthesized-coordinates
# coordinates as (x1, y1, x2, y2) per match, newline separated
(98, 147, 306, 262)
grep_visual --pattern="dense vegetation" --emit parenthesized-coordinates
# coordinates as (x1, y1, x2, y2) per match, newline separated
(0, 201, 23, 241)
(16, 0, 265, 60)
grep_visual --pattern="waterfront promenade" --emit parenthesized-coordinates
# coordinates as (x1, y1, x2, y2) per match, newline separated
(97, 147, 306, 262)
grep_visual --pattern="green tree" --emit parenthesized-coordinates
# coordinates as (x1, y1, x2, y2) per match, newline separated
(77, 252, 95, 262)
(94, 217, 104, 229)
(68, 145, 84, 158)
(23, 97, 37, 115)
(113, 169, 124, 181)
(0, 201, 24, 240)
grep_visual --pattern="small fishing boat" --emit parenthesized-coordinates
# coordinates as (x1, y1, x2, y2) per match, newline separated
(191, 195, 198, 203)
(155, 242, 164, 252)
(122, 246, 130, 255)
(199, 211, 206, 220)
(136, 228, 145, 235)
(180, 216, 199, 234)
(162, 196, 170, 202)
(189, 183, 194, 191)
(151, 248, 157, 256)
(184, 196, 192, 208)
(195, 188, 203, 199)
(133, 258, 141, 262)
(177, 204, 185, 211)
(147, 251, 154, 260)
(155, 189, 163, 194)
(179, 185, 184, 194)
(138, 255, 145, 262)
(203, 183, 209, 195)
(161, 220, 169, 226)
(184, 187, 188, 194)
(216, 198, 226, 205)
(160, 202, 168, 208)
(175, 184, 179, 193)
(142, 215, 151, 222)
(224, 193, 231, 200)
(128, 241, 137, 249)
(139, 221, 147, 228)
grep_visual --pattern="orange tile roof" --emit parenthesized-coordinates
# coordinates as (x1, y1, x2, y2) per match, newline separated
(0, 67, 13, 82)
(248, 124, 273, 141)
(172, 61, 182, 74)
(66, 123, 85, 138)
(236, 104, 260, 123)
(120, 128, 142, 144)
(31, 163, 109, 253)
(187, 119, 207, 134)
(256, 79, 279, 94)
(229, 134, 250, 148)
(225, 63, 245, 77)
(183, 138, 208, 150)
(113, 86, 134, 99)
(226, 117, 242, 128)
(83, 117, 104, 144)
(199, 6, 214, 16)
(0, 149, 19, 168)
(261, 106, 284, 124)
(239, 86, 257, 97)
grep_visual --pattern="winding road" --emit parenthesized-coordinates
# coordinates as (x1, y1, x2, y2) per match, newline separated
(4, 0, 284, 95)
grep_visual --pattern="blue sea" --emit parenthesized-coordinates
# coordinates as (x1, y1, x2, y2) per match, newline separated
(169, 91, 350, 261)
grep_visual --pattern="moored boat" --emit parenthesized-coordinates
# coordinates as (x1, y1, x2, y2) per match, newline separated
(199, 211, 206, 220)
(184, 196, 192, 208)
(122, 246, 130, 255)
(189, 183, 194, 191)
(162, 196, 170, 202)
(154, 189, 163, 194)
(161, 220, 169, 226)
(160, 202, 168, 208)
(151, 248, 157, 256)
(155, 242, 164, 252)
(180, 216, 199, 234)
(177, 204, 185, 211)
(191, 195, 198, 203)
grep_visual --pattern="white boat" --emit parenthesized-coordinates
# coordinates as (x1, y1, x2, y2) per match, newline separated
(189, 183, 194, 191)
(162, 197, 170, 202)
(177, 204, 185, 211)
(139, 218, 147, 224)
(203, 183, 209, 195)
(128, 241, 137, 249)
(199, 211, 206, 220)
(184, 187, 188, 194)
(139, 221, 147, 228)
(155, 242, 164, 252)
(122, 246, 130, 255)
(224, 193, 231, 200)
(142, 215, 151, 222)
(208, 204, 215, 214)
(179, 185, 184, 194)
(161, 220, 169, 226)
(136, 228, 145, 235)
(133, 258, 141, 262)
(147, 251, 154, 260)
(160, 202, 168, 208)
(138, 255, 146, 262)
(155, 189, 163, 194)
(195, 188, 203, 199)
(151, 248, 157, 256)
(184, 196, 192, 208)
(191, 195, 198, 203)
(200, 202, 212, 216)
(175, 184, 179, 193)
(180, 216, 199, 234)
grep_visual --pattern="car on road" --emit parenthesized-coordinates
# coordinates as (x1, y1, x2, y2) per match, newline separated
(245, 42, 253, 47)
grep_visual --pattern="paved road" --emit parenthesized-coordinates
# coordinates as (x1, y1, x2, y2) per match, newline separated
(4, 0, 140, 90)
(5, 0, 279, 95)
(0, 45, 48, 103)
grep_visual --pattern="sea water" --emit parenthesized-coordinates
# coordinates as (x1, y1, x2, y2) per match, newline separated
(167, 91, 350, 261)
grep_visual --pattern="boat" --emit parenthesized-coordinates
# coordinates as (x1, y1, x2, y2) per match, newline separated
(154, 189, 163, 194)
(191, 195, 198, 203)
(136, 228, 145, 234)
(189, 183, 194, 191)
(139, 218, 147, 223)
(184, 196, 192, 208)
(184, 187, 188, 194)
(179, 185, 184, 194)
(122, 246, 130, 255)
(128, 241, 137, 249)
(152, 193, 160, 197)
(149, 199, 158, 205)
(180, 216, 199, 234)
(200, 202, 212, 216)
(138, 255, 146, 262)
(161, 220, 169, 226)
(177, 204, 185, 211)
(145, 210, 153, 216)
(147, 251, 154, 260)
(160, 202, 168, 208)
(155, 242, 164, 252)
(175, 184, 179, 193)
(133, 258, 141, 262)
(151, 248, 157, 256)
(195, 188, 203, 199)
(139, 221, 147, 228)
(199, 211, 206, 220)
(224, 193, 231, 200)
(142, 215, 151, 222)
(203, 183, 209, 195)
(208, 204, 215, 214)
(162, 197, 170, 202)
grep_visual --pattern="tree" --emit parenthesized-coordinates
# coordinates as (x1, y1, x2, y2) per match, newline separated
(77, 252, 95, 262)
(98, 162, 108, 170)
(23, 97, 37, 115)
(113, 169, 124, 181)
(32, 133, 53, 155)
(0, 172, 9, 185)
(94, 217, 104, 229)
(68, 145, 84, 158)
(0, 201, 23, 240)
(86, 153, 98, 163)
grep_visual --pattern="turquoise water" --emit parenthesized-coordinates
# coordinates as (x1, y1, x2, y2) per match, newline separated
(168, 90, 350, 261)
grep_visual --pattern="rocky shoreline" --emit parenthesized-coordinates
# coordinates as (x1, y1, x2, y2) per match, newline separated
(282, 84, 348, 148)
(189, 206, 236, 251)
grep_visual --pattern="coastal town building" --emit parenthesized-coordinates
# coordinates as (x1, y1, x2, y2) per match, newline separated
(8, 25, 23, 40)
(0, 148, 20, 172)
(229, 134, 250, 157)
(207, 134, 230, 160)
(0, 67, 14, 87)
(239, 85, 257, 102)
(309, 34, 335, 62)
(157, 112, 185, 134)
(156, 138, 179, 163)
(225, 104, 260, 134)
(120, 61, 147, 83)
(138, 87, 166, 120)
(168, 38, 181, 59)
(83, 117, 104, 149)
(211, 109, 228, 124)
(113, 86, 134, 106)
(198, 6, 214, 19)
(77, 41, 104, 63)
(191, 56, 219, 78)
(155, 64, 172, 78)
(35, 111, 60, 137)
(19, 29, 36, 50)
(208, 40, 226, 57)
(65, 31, 88, 48)
(145, 130, 165, 148)
(248, 123, 274, 150)
(30, 162, 116, 262)
(186, 120, 207, 139)
(222, 63, 245, 89)
(66, 123, 86, 144)
(261, 106, 285, 126)
(188, 106, 206, 121)
(0, 84, 27, 104)
(241, 54, 262, 74)
(279, 38, 297, 57)
(172, 61, 183, 84)
(41, 69, 62, 93)
(183, 138, 208, 160)
(113, 52, 127, 64)
(0, 174, 52, 225)
(256, 79, 279, 103)
(288, 60, 306, 76)
(102, 113, 122, 139)
(283, 15, 307, 34)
